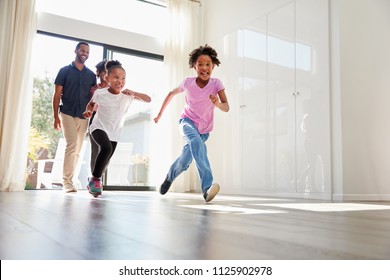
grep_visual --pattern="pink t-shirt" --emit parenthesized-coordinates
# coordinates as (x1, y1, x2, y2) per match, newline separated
(179, 77, 224, 134)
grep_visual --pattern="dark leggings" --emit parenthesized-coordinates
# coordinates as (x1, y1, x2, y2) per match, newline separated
(90, 129, 117, 178)
(89, 112, 99, 172)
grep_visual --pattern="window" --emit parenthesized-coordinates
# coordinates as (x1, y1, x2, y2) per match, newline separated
(104, 49, 165, 187)
(32, 33, 103, 80)
(28, 23, 165, 189)
(28, 0, 166, 190)
(111, 49, 165, 117)
(28, 34, 103, 190)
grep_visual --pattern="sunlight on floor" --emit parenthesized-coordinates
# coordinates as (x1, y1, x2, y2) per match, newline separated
(179, 204, 288, 215)
(251, 203, 390, 212)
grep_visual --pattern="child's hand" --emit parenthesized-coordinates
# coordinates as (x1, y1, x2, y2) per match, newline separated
(154, 115, 161, 123)
(83, 110, 92, 119)
(210, 95, 220, 106)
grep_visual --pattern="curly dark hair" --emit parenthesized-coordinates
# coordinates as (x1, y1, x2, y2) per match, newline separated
(188, 44, 221, 68)
(105, 60, 124, 75)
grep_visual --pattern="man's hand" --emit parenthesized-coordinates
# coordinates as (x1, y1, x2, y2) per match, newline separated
(54, 117, 61, 131)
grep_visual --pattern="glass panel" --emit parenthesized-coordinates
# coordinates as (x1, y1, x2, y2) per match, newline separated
(28, 34, 103, 190)
(103, 50, 165, 186)
(112, 51, 164, 117)
(32, 34, 103, 79)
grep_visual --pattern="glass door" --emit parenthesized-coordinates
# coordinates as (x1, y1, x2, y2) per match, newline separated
(28, 33, 103, 190)
(102, 49, 165, 187)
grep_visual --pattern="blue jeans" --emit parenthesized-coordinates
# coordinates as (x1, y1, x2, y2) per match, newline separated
(167, 118, 213, 193)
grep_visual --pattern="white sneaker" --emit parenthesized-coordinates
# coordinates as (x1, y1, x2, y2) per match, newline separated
(64, 184, 77, 193)
(204, 183, 220, 202)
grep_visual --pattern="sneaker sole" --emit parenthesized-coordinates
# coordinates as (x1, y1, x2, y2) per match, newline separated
(205, 183, 220, 202)
(159, 178, 172, 195)
(160, 188, 169, 195)
(87, 186, 102, 198)
(90, 192, 101, 198)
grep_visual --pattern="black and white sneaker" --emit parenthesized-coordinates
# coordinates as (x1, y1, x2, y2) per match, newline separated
(203, 183, 220, 202)
(160, 177, 172, 195)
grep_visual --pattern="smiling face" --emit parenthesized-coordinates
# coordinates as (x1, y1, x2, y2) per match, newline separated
(194, 54, 214, 82)
(106, 67, 126, 94)
(75, 44, 90, 64)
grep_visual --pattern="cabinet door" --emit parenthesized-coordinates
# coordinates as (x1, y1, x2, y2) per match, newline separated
(267, 2, 296, 192)
(241, 17, 268, 191)
(295, 0, 331, 194)
(210, 30, 244, 192)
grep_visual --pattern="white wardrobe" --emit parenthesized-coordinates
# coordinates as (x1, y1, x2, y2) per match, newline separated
(210, 0, 331, 199)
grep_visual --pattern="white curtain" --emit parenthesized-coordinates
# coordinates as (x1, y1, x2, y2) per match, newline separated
(0, 0, 37, 191)
(166, 0, 203, 192)
(149, 0, 203, 192)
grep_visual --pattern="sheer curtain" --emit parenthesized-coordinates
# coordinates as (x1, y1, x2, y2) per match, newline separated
(166, 0, 203, 192)
(0, 0, 37, 191)
(149, 0, 203, 192)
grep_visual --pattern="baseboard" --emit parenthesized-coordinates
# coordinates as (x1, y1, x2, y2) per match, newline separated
(332, 193, 390, 201)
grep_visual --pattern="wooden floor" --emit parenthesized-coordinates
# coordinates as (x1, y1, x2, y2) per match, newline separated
(1, 190, 390, 260)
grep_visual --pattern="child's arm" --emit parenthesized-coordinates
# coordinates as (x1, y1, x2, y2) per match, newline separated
(122, 89, 151, 103)
(83, 100, 96, 119)
(210, 89, 230, 112)
(154, 87, 182, 123)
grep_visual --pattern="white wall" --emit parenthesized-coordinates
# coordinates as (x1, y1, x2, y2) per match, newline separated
(336, 0, 390, 200)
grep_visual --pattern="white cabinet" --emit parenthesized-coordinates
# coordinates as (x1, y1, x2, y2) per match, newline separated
(266, 2, 296, 192)
(241, 17, 268, 191)
(294, 0, 331, 195)
(242, 0, 331, 196)
(212, 0, 330, 197)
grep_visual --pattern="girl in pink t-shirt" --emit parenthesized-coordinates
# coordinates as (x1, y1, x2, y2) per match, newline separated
(154, 45, 229, 202)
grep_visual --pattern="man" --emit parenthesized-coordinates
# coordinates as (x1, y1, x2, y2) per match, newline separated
(53, 41, 96, 193)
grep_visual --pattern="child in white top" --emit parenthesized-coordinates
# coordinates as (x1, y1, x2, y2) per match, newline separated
(83, 60, 151, 197)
